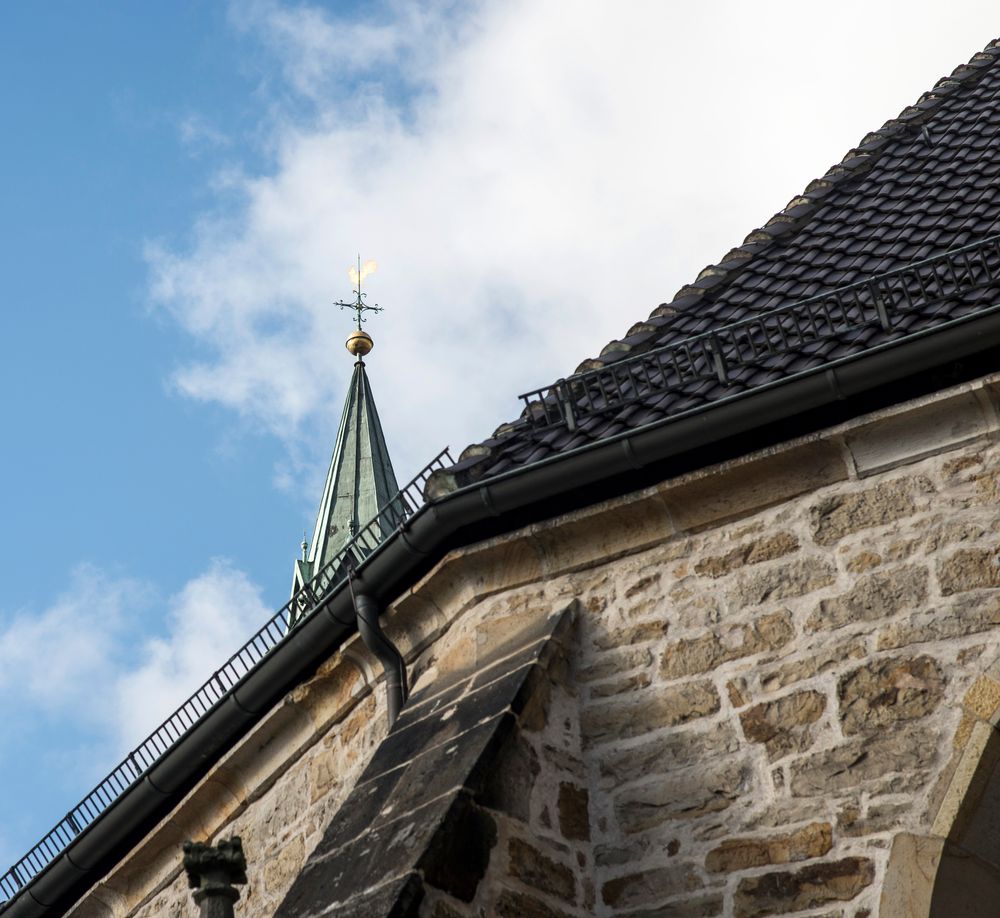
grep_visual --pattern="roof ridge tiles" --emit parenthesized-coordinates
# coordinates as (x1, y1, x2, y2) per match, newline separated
(449, 36, 1000, 483)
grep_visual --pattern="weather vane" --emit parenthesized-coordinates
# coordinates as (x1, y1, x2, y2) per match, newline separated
(336, 256, 382, 329)
(337, 256, 382, 360)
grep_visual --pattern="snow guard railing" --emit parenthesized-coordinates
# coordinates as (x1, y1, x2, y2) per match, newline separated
(0, 448, 453, 905)
(7, 235, 1000, 906)
(520, 233, 1000, 430)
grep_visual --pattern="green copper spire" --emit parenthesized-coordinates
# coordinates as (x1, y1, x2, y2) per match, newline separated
(292, 261, 400, 596)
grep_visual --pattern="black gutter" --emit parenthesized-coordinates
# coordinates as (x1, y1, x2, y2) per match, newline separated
(6, 303, 1000, 917)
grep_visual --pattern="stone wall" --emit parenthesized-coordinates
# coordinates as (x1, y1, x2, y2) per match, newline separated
(68, 645, 393, 917)
(396, 377, 1000, 916)
(65, 376, 1000, 916)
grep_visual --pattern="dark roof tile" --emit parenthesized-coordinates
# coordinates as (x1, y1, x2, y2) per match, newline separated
(456, 39, 1000, 483)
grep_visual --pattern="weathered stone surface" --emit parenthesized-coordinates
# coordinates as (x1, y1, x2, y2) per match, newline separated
(733, 857, 874, 916)
(624, 572, 662, 599)
(790, 726, 936, 796)
(263, 834, 305, 895)
(615, 760, 750, 832)
(705, 822, 832, 874)
(592, 619, 669, 651)
(661, 612, 795, 679)
(838, 799, 910, 837)
(838, 655, 944, 735)
(846, 550, 882, 574)
(589, 672, 652, 698)
(963, 674, 1000, 722)
(694, 533, 799, 578)
(478, 730, 540, 824)
(760, 641, 867, 692)
(601, 862, 703, 909)
(807, 565, 928, 632)
(427, 898, 466, 918)
(667, 585, 724, 630)
(613, 895, 725, 917)
(578, 646, 652, 682)
(508, 836, 576, 902)
(878, 593, 1000, 649)
(740, 691, 826, 760)
(661, 441, 848, 531)
(939, 548, 1000, 594)
(598, 723, 741, 786)
(557, 782, 590, 842)
(733, 560, 836, 607)
(583, 682, 720, 745)
(727, 678, 750, 708)
(494, 889, 575, 918)
(811, 480, 916, 545)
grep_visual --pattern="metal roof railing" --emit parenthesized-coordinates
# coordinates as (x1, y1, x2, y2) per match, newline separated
(0, 447, 453, 906)
(7, 237, 1000, 907)
(519, 233, 1000, 431)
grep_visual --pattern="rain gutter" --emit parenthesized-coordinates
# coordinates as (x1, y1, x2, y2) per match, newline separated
(7, 304, 1000, 917)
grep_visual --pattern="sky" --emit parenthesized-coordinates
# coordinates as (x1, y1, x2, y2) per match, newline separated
(0, 0, 997, 878)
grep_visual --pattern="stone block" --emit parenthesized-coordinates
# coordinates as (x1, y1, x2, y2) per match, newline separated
(878, 593, 1000, 650)
(660, 441, 848, 531)
(939, 548, 1000, 594)
(964, 674, 1000, 723)
(733, 858, 874, 917)
(598, 722, 741, 786)
(790, 725, 937, 796)
(507, 836, 576, 902)
(844, 391, 989, 477)
(263, 833, 305, 895)
(533, 494, 675, 576)
(733, 559, 836, 608)
(583, 681, 720, 746)
(759, 641, 867, 692)
(291, 658, 366, 733)
(807, 565, 928, 632)
(614, 760, 750, 832)
(838, 800, 909, 837)
(740, 690, 826, 760)
(705, 822, 832, 873)
(694, 532, 799, 579)
(838, 655, 944, 735)
(660, 611, 795, 679)
(557, 782, 590, 841)
(589, 671, 652, 699)
(880, 833, 1000, 918)
(494, 889, 575, 918)
(578, 645, 652, 683)
(601, 862, 704, 909)
(591, 619, 669, 652)
(810, 479, 916, 546)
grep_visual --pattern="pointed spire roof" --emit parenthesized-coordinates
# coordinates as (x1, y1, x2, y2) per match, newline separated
(292, 259, 400, 594)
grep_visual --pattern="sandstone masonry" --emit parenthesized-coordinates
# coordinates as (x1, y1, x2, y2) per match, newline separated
(66, 375, 1000, 916)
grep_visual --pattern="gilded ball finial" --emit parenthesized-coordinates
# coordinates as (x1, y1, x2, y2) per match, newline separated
(346, 329, 374, 357)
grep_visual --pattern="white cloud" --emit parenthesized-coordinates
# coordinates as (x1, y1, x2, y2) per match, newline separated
(112, 560, 270, 749)
(0, 562, 269, 762)
(178, 112, 232, 154)
(148, 0, 999, 483)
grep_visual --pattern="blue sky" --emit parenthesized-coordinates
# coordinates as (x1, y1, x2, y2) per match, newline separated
(0, 0, 997, 880)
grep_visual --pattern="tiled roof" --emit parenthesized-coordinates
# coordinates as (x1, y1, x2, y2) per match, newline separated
(448, 39, 1000, 484)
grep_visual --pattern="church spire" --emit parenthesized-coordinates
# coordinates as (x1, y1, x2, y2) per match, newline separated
(292, 260, 400, 596)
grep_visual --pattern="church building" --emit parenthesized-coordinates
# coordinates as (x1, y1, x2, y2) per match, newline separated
(6, 36, 1000, 918)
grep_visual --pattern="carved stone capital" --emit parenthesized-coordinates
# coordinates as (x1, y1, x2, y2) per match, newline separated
(183, 837, 247, 917)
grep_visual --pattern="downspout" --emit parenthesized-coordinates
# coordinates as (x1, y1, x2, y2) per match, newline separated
(347, 567, 409, 728)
